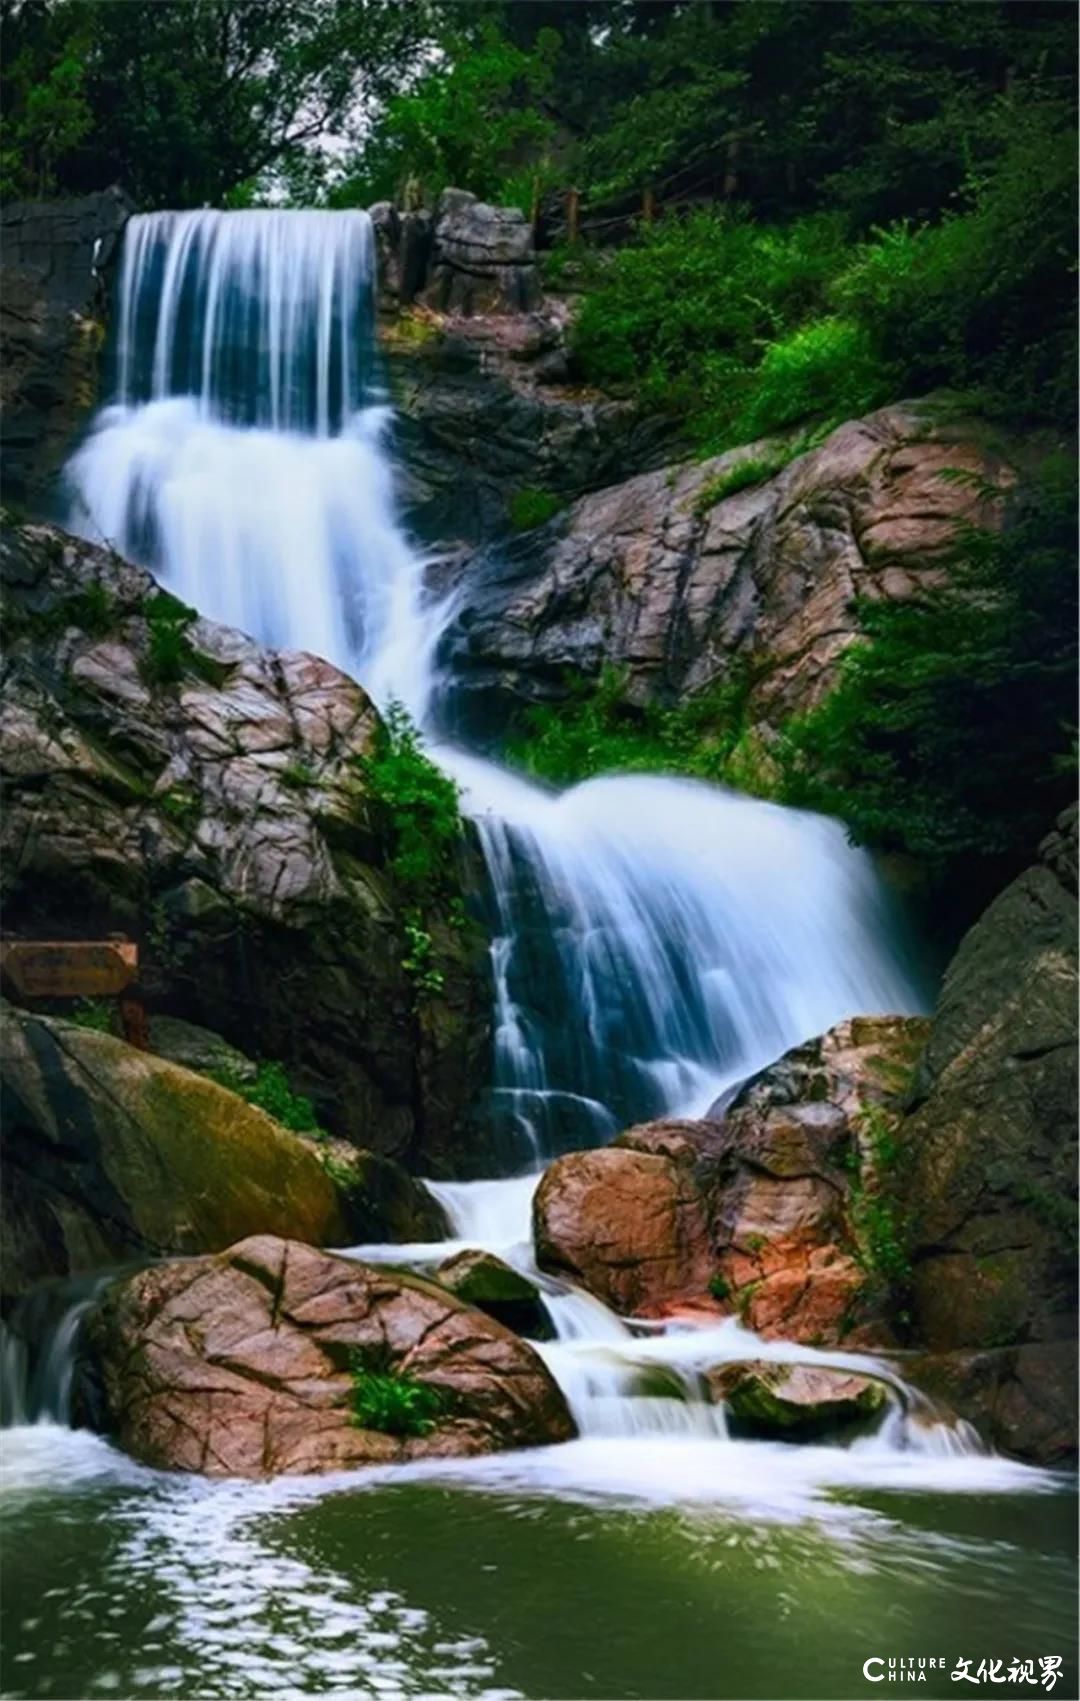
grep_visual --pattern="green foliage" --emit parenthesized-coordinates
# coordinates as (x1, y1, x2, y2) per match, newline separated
(212, 1060, 328, 1141)
(139, 592, 198, 688)
(507, 664, 770, 796)
(507, 488, 563, 533)
(157, 785, 202, 831)
(68, 998, 115, 1035)
(1, 0, 433, 208)
(361, 700, 463, 905)
(571, 208, 853, 449)
(359, 700, 464, 999)
(349, 1353, 446, 1438)
(848, 1103, 911, 1292)
(328, 22, 559, 208)
(707, 1273, 730, 1304)
(779, 457, 1078, 889)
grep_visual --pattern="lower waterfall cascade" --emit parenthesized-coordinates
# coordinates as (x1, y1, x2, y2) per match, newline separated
(4, 205, 1068, 1595)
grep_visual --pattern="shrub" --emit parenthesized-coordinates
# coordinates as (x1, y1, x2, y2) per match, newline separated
(360, 700, 463, 905)
(731, 316, 889, 444)
(358, 700, 465, 999)
(507, 663, 768, 795)
(212, 1060, 328, 1141)
(69, 998, 115, 1034)
(349, 1354, 446, 1438)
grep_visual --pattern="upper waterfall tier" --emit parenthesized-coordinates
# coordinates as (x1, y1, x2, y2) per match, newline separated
(113, 209, 377, 435)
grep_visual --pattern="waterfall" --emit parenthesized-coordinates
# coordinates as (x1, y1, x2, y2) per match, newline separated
(53, 207, 960, 1459)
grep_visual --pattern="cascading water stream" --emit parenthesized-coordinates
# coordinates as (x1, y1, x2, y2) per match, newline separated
(51, 205, 968, 1460)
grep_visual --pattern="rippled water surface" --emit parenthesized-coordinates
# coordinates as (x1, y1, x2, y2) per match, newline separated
(2, 1426, 1075, 1701)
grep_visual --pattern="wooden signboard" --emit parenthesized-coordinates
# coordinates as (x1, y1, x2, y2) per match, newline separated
(0, 939, 139, 1000)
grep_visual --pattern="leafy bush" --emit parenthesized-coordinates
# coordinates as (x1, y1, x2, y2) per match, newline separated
(731, 316, 888, 444)
(139, 592, 200, 688)
(69, 998, 115, 1034)
(360, 700, 463, 905)
(349, 1355, 445, 1438)
(359, 700, 465, 999)
(212, 1060, 328, 1141)
(507, 664, 769, 794)
(508, 488, 563, 533)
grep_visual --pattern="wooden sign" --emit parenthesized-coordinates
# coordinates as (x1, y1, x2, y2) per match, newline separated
(0, 939, 139, 1000)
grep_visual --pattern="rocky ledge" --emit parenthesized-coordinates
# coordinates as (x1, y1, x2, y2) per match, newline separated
(79, 1234, 575, 1477)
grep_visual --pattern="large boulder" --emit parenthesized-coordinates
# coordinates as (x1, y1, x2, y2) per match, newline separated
(532, 1140, 717, 1316)
(80, 1234, 575, 1476)
(437, 398, 1019, 739)
(531, 1017, 928, 1331)
(0, 191, 132, 510)
(709, 1016, 929, 1345)
(899, 808, 1078, 1358)
(423, 189, 539, 317)
(0, 518, 490, 1163)
(0, 1005, 441, 1302)
(905, 1342, 1078, 1467)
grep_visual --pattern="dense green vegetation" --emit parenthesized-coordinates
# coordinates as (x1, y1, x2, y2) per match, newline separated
(349, 1353, 446, 1438)
(359, 700, 465, 998)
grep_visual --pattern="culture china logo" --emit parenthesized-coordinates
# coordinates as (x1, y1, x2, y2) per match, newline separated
(862, 1656, 1065, 1688)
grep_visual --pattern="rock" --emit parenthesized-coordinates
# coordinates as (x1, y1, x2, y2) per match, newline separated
(80, 1234, 575, 1476)
(423, 190, 539, 317)
(146, 1014, 259, 1083)
(1, 191, 132, 509)
(899, 807, 1078, 1356)
(906, 1342, 1078, 1466)
(382, 303, 673, 545)
(436, 398, 1021, 740)
(0, 518, 491, 1164)
(436, 1248, 551, 1338)
(533, 1144, 716, 1316)
(707, 1360, 886, 1439)
(710, 1016, 930, 1345)
(0, 1006, 349, 1300)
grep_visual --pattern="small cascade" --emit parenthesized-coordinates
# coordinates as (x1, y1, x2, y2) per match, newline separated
(440, 748, 926, 1168)
(0, 1287, 101, 1429)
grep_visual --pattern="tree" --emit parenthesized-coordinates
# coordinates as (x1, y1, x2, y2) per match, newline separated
(1, 0, 438, 207)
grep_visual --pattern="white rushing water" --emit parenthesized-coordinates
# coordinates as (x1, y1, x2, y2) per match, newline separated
(39, 204, 1019, 1488)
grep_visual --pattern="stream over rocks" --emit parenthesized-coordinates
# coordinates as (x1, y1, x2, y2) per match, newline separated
(2, 207, 1074, 1700)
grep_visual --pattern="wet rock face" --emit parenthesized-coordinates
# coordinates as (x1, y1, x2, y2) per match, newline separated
(81, 1235, 575, 1477)
(900, 807, 1078, 1358)
(0, 519, 491, 1162)
(708, 1017, 926, 1347)
(436, 399, 1019, 738)
(0, 190, 132, 510)
(435, 1248, 552, 1339)
(706, 1361, 886, 1439)
(532, 1140, 718, 1316)
(906, 1343, 1078, 1467)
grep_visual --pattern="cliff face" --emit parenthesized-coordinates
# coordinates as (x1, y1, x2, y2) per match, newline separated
(0, 519, 492, 1167)
(0, 190, 132, 510)
(434, 398, 1022, 742)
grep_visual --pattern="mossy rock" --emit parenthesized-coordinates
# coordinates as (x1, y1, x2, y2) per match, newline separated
(708, 1360, 886, 1439)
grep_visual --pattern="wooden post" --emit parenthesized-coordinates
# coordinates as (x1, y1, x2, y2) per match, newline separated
(642, 184, 657, 224)
(566, 187, 580, 245)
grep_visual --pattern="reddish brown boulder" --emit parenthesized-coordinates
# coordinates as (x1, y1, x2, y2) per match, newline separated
(532, 1144, 715, 1316)
(710, 1016, 929, 1345)
(81, 1235, 574, 1478)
